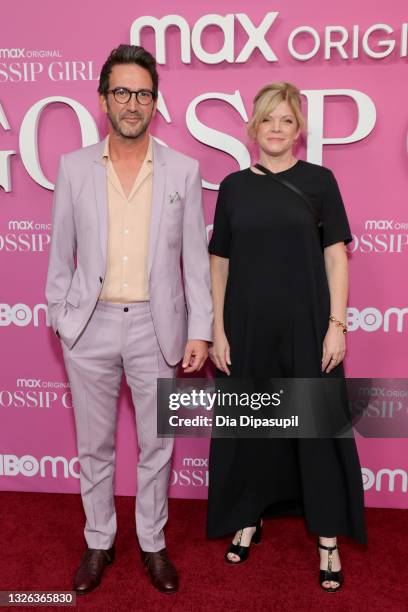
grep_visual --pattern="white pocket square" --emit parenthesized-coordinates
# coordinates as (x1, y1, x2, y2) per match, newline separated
(169, 191, 182, 204)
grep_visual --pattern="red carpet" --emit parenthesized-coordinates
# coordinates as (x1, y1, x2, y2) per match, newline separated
(0, 492, 406, 611)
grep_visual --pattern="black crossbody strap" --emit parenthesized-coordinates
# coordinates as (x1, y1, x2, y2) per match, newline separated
(254, 163, 321, 228)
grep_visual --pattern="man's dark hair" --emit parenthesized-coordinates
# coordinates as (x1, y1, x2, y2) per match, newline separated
(98, 44, 159, 98)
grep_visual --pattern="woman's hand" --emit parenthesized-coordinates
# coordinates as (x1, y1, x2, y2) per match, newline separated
(322, 324, 346, 373)
(209, 329, 231, 375)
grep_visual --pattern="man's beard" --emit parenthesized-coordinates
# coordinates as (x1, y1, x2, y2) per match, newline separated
(107, 108, 152, 140)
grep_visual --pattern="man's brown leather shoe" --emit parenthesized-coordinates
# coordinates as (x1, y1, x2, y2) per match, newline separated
(73, 546, 115, 595)
(141, 548, 178, 593)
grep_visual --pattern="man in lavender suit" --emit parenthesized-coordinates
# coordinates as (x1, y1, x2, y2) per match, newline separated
(45, 45, 212, 595)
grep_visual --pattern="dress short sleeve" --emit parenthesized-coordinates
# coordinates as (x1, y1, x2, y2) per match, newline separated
(208, 179, 231, 258)
(321, 170, 352, 248)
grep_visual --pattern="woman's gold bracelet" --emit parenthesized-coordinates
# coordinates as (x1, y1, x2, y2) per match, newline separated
(329, 315, 348, 334)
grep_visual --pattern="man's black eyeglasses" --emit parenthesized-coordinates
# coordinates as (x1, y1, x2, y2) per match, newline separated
(107, 88, 155, 105)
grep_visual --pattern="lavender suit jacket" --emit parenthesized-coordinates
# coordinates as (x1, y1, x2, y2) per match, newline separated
(45, 138, 213, 365)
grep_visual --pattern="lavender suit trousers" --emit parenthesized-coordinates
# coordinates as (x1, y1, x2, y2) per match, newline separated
(62, 300, 175, 552)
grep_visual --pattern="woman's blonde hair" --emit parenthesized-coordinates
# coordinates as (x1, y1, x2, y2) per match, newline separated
(247, 82, 306, 139)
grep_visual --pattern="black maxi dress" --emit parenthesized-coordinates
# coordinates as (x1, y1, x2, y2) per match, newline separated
(207, 161, 367, 544)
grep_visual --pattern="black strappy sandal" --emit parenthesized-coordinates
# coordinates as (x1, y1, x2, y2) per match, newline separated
(225, 519, 263, 564)
(318, 542, 344, 593)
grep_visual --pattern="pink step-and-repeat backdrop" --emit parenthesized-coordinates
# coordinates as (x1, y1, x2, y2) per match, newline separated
(1, 1, 407, 507)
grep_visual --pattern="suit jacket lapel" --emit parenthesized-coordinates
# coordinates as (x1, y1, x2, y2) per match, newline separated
(92, 140, 108, 270)
(148, 138, 167, 276)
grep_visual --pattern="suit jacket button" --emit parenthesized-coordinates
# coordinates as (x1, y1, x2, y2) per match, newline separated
(124, 307, 129, 312)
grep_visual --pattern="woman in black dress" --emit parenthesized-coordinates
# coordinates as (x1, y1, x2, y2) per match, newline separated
(207, 82, 366, 592)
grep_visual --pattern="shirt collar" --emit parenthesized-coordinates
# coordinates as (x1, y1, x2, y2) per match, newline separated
(102, 135, 153, 165)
